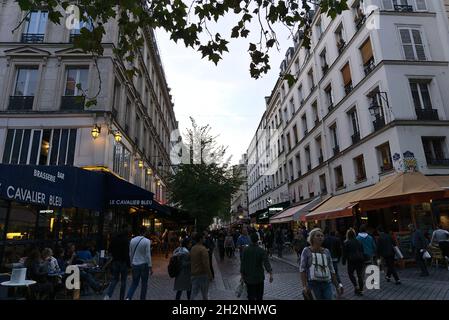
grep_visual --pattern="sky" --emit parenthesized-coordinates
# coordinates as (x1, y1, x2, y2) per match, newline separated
(155, 16, 294, 165)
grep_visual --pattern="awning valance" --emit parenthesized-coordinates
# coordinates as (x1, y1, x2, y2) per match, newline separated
(270, 197, 322, 224)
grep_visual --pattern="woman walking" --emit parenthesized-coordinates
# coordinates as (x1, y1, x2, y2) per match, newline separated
(299, 228, 343, 300)
(342, 228, 365, 296)
(224, 232, 235, 258)
(173, 239, 192, 300)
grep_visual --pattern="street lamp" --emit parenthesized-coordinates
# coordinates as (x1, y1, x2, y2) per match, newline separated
(138, 160, 144, 168)
(368, 91, 390, 117)
(91, 124, 101, 139)
(113, 131, 122, 142)
(146, 168, 153, 176)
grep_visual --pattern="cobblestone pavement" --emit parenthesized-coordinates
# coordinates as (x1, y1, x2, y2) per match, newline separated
(82, 249, 449, 300)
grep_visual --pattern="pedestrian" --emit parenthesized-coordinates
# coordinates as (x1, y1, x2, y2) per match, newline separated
(275, 228, 284, 258)
(125, 226, 153, 300)
(173, 238, 192, 300)
(300, 228, 343, 300)
(236, 228, 251, 260)
(408, 224, 430, 277)
(104, 227, 130, 300)
(190, 232, 212, 300)
(240, 232, 273, 300)
(264, 228, 274, 257)
(217, 230, 226, 262)
(322, 230, 343, 284)
(376, 226, 401, 285)
(224, 232, 235, 258)
(356, 224, 377, 265)
(342, 228, 365, 296)
(204, 231, 216, 280)
(430, 225, 449, 263)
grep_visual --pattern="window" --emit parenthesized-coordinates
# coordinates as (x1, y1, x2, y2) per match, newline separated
(360, 38, 375, 75)
(348, 108, 360, 144)
(69, 16, 94, 42)
(124, 100, 131, 133)
(316, 18, 323, 40)
(308, 69, 315, 91)
(383, 0, 419, 11)
(64, 67, 89, 96)
(399, 28, 426, 61)
(275, 115, 279, 126)
(312, 101, 319, 125)
(22, 10, 48, 43)
(409, 80, 432, 109)
(335, 24, 345, 53)
(353, 0, 366, 30)
(135, 114, 141, 145)
(305, 146, 311, 171)
(316, 136, 323, 164)
(113, 79, 121, 116)
(286, 132, 292, 151)
(283, 107, 288, 122)
(289, 160, 294, 181)
(334, 166, 344, 188)
(290, 99, 295, 116)
(376, 142, 393, 172)
(113, 142, 131, 180)
(354, 154, 367, 181)
(295, 153, 301, 177)
(14, 67, 38, 97)
(2, 128, 76, 166)
(319, 174, 327, 195)
(330, 124, 339, 155)
(293, 124, 299, 144)
(325, 84, 334, 110)
(298, 85, 304, 105)
(422, 137, 448, 166)
(320, 49, 328, 74)
(301, 114, 308, 136)
(341, 62, 353, 95)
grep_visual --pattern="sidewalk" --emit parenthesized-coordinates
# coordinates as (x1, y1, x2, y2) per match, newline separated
(269, 252, 449, 300)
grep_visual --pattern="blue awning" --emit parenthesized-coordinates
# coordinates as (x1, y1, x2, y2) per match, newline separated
(103, 171, 154, 207)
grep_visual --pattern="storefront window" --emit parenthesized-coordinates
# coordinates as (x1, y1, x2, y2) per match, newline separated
(60, 208, 82, 240)
(7, 203, 37, 240)
(414, 203, 433, 235)
(36, 208, 58, 240)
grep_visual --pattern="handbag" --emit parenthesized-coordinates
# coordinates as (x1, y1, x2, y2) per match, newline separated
(422, 250, 431, 259)
(235, 280, 247, 298)
(393, 246, 403, 259)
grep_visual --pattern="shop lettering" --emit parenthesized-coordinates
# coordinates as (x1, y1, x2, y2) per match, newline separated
(6, 186, 46, 204)
(33, 169, 56, 183)
(49, 195, 63, 207)
(109, 200, 153, 206)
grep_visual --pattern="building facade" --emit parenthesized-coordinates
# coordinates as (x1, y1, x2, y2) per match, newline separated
(230, 153, 249, 223)
(248, 0, 449, 222)
(0, 1, 179, 204)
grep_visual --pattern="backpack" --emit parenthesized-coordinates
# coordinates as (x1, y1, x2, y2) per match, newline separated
(168, 255, 182, 278)
(308, 248, 331, 282)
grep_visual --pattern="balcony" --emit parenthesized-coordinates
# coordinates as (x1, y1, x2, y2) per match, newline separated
(303, 129, 308, 136)
(321, 64, 329, 75)
(318, 156, 324, 164)
(321, 188, 328, 195)
(394, 5, 413, 12)
(344, 83, 353, 95)
(60, 96, 85, 111)
(21, 33, 44, 43)
(427, 158, 449, 166)
(333, 145, 340, 157)
(415, 108, 439, 121)
(373, 116, 386, 132)
(363, 58, 376, 76)
(337, 40, 346, 54)
(355, 15, 366, 31)
(351, 131, 361, 144)
(307, 164, 312, 171)
(315, 118, 320, 127)
(8, 96, 34, 111)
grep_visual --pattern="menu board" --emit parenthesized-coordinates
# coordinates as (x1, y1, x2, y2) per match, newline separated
(394, 232, 413, 259)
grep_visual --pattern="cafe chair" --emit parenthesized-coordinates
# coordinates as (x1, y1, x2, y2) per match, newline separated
(429, 246, 448, 269)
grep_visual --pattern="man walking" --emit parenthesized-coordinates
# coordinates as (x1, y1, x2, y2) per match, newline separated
(376, 226, 401, 285)
(240, 232, 273, 300)
(104, 226, 130, 300)
(190, 232, 212, 300)
(126, 226, 153, 300)
(236, 228, 251, 260)
(356, 224, 377, 265)
(204, 231, 216, 280)
(409, 224, 429, 277)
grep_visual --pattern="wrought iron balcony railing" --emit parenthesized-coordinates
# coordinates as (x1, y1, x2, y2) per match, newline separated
(21, 33, 44, 43)
(373, 116, 386, 132)
(394, 5, 413, 12)
(60, 96, 85, 111)
(351, 131, 361, 144)
(363, 58, 376, 76)
(8, 96, 34, 110)
(415, 108, 439, 121)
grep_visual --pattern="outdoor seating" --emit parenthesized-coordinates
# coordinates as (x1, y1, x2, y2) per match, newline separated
(429, 246, 448, 269)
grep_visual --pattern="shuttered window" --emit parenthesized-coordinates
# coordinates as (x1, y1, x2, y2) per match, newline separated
(360, 38, 374, 64)
(341, 63, 352, 86)
(399, 28, 426, 61)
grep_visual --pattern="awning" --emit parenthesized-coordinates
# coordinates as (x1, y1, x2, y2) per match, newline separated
(427, 175, 449, 189)
(103, 171, 154, 207)
(358, 172, 448, 211)
(305, 187, 374, 222)
(270, 197, 322, 224)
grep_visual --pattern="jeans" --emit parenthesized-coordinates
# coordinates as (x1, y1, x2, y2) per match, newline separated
(308, 281, 334, 300)
(191, 275, 209, 300)
(176, 290, 191, 300)
(384, 256, 399, 281)
(347, 261, 364, 291)
(106, 261, 128, 300)
(246, 282, 264, 300)
(126, 264, 149, 300)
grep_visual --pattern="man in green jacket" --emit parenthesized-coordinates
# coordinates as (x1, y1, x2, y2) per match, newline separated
(240, 232, 273, 300)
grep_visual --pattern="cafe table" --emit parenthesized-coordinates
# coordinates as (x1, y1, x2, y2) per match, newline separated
(1, 280, 36, 299)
